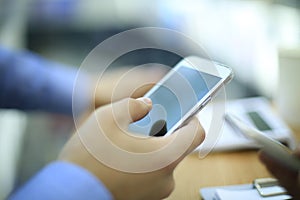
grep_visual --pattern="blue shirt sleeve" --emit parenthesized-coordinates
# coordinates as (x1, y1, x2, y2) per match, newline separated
(0, 46, 91, 115)
(9, 162, 113, 200)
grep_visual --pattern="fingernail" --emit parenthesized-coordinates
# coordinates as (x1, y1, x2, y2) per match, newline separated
(137, 97, 152, 106)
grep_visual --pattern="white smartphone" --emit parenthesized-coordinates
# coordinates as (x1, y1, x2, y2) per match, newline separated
(128, 56, 233, 137)
(225, 113, 300, 171)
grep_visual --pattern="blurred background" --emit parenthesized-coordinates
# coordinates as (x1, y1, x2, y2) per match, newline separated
(0, 0, 299, 199)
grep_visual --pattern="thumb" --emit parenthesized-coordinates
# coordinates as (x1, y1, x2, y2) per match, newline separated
(111, 97, 152, 127)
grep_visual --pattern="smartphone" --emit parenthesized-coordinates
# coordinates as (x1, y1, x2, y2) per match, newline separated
(129, 56, 233, 137)
(225, 113, 300, 171)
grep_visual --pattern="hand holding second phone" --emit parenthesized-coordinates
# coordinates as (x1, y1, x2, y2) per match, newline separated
(259, 147, 300, 199)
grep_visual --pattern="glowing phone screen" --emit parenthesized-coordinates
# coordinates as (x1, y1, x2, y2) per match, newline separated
(129, 66, 221, 136)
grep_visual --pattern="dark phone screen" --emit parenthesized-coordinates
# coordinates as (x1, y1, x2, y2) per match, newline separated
(128, 66, 221, 136)
(247, 111, 272, 131)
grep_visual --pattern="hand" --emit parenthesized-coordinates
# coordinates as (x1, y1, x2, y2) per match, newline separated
(58, 98, 205, 200)
(93, 65, 168, 108)
(259, 146, 300, 199)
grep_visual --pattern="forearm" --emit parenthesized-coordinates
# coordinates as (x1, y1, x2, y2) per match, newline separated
(0, 46, 91, 115)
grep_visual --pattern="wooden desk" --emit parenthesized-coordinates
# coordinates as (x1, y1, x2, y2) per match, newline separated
(166, 128, 300, 200)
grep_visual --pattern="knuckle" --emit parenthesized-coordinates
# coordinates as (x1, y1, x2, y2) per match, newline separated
(195, 122, 206, 142)
(94, 105, 114, 127)
(161, 162, 176, 174)
(161, 177, 175, 199)
(127, 97, 136, 106)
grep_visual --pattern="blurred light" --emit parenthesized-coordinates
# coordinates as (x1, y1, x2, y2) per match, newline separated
(157, 0, 300, 98)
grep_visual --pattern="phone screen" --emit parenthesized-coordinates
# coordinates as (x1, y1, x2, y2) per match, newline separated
(246, 111, 272, 131)
(129, 65, 221, 136)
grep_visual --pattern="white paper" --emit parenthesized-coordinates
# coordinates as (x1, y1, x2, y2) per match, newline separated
(215, 188, 291, 200)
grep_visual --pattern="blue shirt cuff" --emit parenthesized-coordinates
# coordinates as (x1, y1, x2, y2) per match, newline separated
(9, 161, 113, 200)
